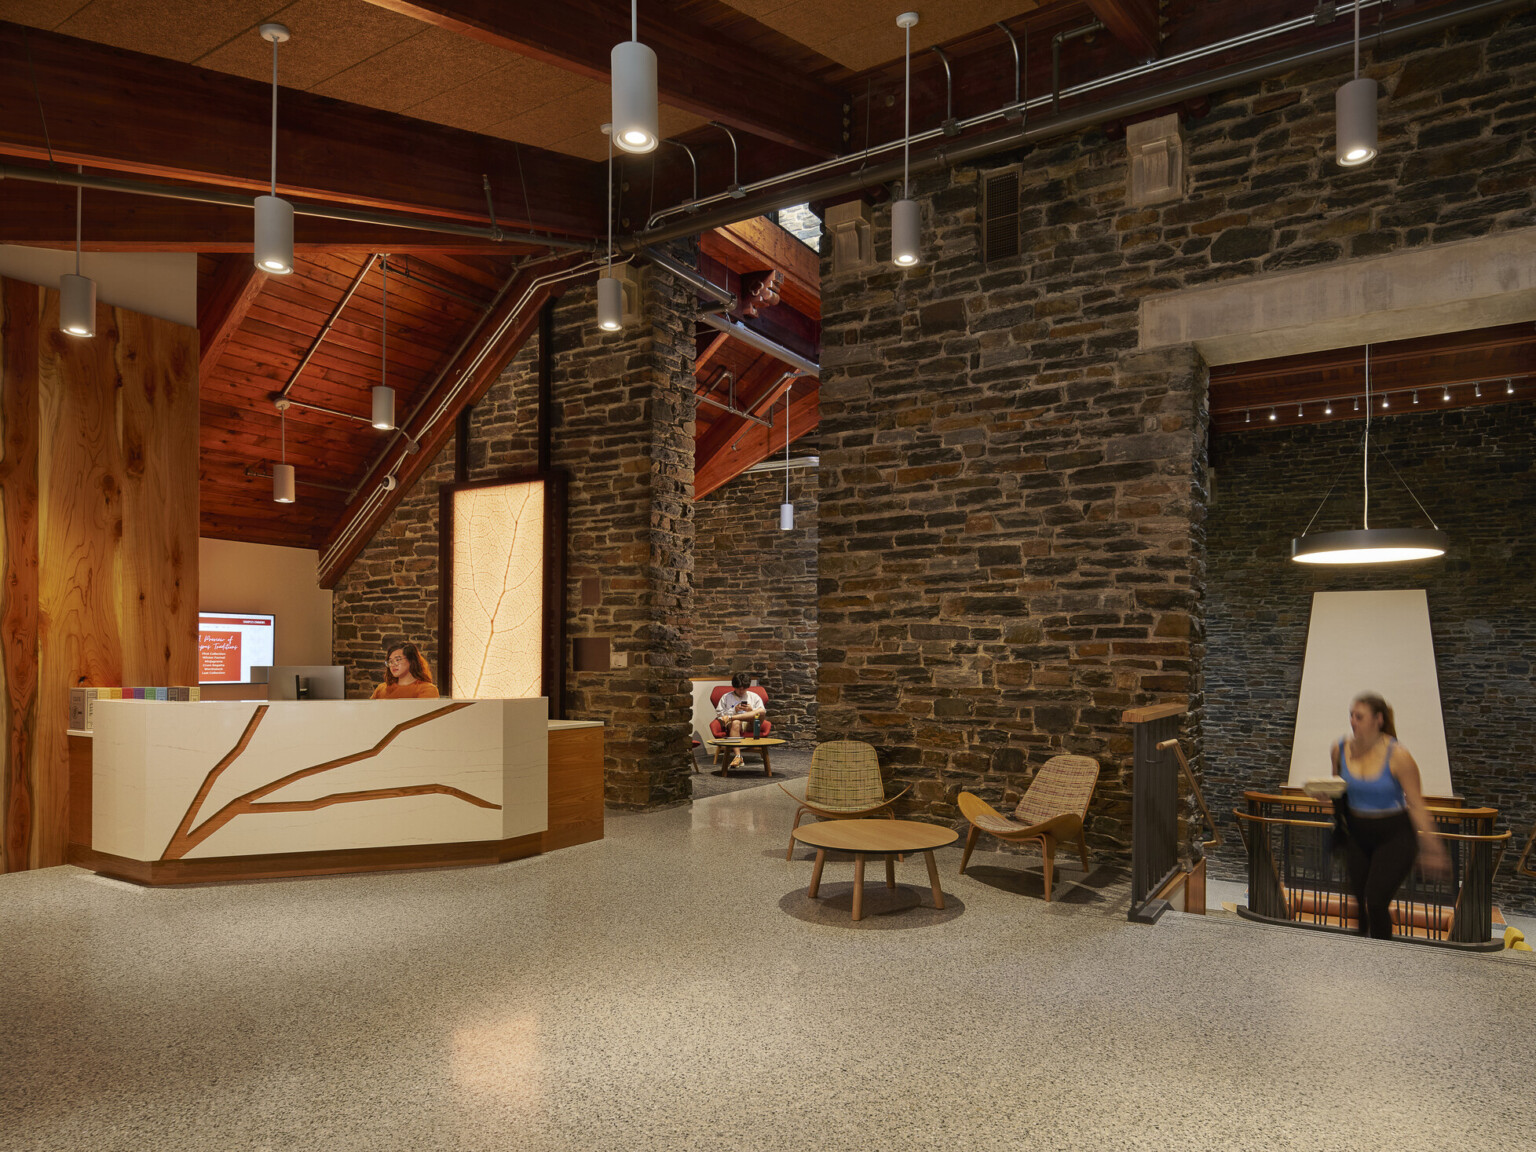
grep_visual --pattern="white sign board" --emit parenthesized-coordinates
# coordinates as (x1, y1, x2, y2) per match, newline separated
(1288, 589, 1453, 796)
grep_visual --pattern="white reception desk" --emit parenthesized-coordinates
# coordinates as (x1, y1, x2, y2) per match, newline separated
(68, 699, 604, 885)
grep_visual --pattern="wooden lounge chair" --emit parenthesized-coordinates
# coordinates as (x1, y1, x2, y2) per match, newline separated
(779, 740, 909, 860)
(958, 753, 1100, 902)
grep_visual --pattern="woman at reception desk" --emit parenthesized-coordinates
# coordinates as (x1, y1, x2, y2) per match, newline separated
(66, 684, 604, 886)
(372, 643, 440, 700)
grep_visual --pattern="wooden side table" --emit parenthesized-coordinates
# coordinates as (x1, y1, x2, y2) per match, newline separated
(704, 736, 785, 775)
(790, 819, 959, 920)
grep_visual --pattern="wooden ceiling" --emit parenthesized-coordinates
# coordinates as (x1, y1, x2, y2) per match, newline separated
(0, 0, 1503, 573)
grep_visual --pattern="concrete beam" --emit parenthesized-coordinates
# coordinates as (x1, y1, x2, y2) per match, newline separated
(1140, 229, 1536, 366)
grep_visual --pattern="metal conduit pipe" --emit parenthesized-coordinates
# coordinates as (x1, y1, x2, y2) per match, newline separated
(698, 311, 820, 378)
(277, 254, 377, 400)
(0, 162, 596, 251)
(632, 0, 1525, 249)
(1052, 20, 1105, 114)
(643, 245, 737, 309)
(745, 454, 819, 474)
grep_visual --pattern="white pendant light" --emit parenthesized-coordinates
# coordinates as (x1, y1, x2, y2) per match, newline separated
(273, 402, 296, 504)
(255, 23, 294, 274)
(1291, 345, 1446, 564)
(779, 381, 795, 531)
(60, 169, 95, 337)
(892, 12, 921, 267)
(611, 0, 658, 154)
(371, 255, 396, 429)
(597, 124, 625, 331)
(1336, 3, 1377, 166)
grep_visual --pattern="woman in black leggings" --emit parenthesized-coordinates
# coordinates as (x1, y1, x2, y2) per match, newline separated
(1332, 693, 1448, 939)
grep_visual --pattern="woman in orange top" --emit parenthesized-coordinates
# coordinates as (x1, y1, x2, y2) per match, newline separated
(371, 642, 440, 699)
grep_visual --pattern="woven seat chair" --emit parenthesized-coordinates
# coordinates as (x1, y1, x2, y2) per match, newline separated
(957, 753, 1100, 902)
(778, 740, 909, 860)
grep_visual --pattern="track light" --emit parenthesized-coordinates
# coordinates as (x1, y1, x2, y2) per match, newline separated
(372, 256, 396, 429)
(597, 124, 625, 331)
(60, 168, 95, 337)
(273, 402, 295, 504)
(255, 24, 294, 275)
(611, 0, 658, 153)
(1336, 3, 1377, 166)
(891, 12, 921, 267)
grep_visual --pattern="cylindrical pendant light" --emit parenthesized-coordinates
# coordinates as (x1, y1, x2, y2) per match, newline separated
(60, 169, 96, 337)
(611, 1, 658, 154)
(892, 12, 921, 267)
(1335, 4, 1377, 166)
(255, 24, 294, 274)
(597, 124, 625, 331)
(779, 381, 795, 531)
(273, 403, 296, 504)
(371, 255, 396, 429)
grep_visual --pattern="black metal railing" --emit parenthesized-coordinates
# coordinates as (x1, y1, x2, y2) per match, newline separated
(1235, 791, 1510, 950)
(1127, 705, 1185, 923)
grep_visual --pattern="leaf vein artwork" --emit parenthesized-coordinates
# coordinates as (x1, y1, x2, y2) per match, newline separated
(451, 481, 544, 699)
(160, 702, 496, 860)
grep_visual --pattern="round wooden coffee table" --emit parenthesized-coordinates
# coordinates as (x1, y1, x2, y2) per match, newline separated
(790, 819, 959, 921)
(705, 737, 785, 775)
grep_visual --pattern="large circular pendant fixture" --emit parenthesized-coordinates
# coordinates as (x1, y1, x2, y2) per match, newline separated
(1291, 528, 1448, 565)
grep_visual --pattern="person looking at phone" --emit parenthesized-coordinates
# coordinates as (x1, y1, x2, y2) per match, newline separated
(714, 672, 766, 770)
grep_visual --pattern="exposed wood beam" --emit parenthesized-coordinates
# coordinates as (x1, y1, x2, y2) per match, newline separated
(360, 0, 844, 157)
(700, 217, 820, 321)
(1087, 0, 1162, 60)
(317, 255, 588, 587)
(0, 23, 602, 239)
(696, 387, 819, 499)
(198, 257, 267, 384)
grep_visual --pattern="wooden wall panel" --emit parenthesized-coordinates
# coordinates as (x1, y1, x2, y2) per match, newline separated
(1, 275, 197, 872)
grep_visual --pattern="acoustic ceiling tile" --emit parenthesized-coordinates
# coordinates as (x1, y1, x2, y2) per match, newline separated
(193, 0, 422, 90)
(55, 0, 273, 62)
(309, 25, 510, 115)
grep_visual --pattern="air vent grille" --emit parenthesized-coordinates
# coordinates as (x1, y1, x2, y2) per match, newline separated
(981, 166, 1022, 263)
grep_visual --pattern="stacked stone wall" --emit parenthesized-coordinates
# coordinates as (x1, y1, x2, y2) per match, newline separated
(692, 454, 819, 747)
(817, 10, 1534, 854)
(1205, 400, 1536, 915)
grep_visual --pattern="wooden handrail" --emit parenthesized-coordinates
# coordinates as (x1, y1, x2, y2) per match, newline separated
(1241, 790, 1497, 819)
(1157, 738, 1221, 848)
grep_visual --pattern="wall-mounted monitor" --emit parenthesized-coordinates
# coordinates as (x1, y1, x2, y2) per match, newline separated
(198, 613, 276, 684)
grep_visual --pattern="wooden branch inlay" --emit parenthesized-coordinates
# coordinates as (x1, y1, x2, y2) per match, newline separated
(161, 702, 490, 860)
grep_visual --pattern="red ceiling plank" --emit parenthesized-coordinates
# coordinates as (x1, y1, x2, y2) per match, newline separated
(0, 23, 602, 239)
(1087, 0, 1162, 60)
(361, 0, 844, 157)
(317, 255, 588, 587)
(695, 388, 819, 499)
(198, 256, 267, 384)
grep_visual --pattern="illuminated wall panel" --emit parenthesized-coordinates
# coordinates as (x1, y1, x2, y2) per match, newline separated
(449, 481, 545, 699)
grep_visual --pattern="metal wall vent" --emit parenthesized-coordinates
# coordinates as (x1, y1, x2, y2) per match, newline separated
(981, 165, 1022, 263)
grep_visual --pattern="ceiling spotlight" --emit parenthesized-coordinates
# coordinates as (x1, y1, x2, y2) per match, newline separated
(1381, 396, 1389, 409)
(273, 401, 296, 504)
(1268, 407, 1277, 421)
(1324, 401, 1333, 415)
(1474, 382, 1482, 398)
(779, 382, 795, 532)
(891, 12, 921, 268)
(60, 166, 95, 337)
(255, 24, 294, 275)
(1335, 2, 1377, 166)
(597, 124, 624, 332)
(1412, 390, 1419, 404)
(1353, 396, 1359, 412)
(1506, 378, 1515, 394)
(1297, 403, 1304, 417)
(611, 0, 658, 153)
(1245, 409, 1251, 423)
(1443, 386, 1451, 401)
(371, 256, 396, 430)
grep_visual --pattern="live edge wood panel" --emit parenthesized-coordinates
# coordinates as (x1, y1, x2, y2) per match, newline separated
(0, 276, 198, 873)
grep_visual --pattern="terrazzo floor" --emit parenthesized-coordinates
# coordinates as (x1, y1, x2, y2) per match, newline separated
(2, 778, 1531, 1151)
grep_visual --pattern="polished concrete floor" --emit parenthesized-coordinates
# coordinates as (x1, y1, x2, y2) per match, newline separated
(2, 780, 1531, 1152)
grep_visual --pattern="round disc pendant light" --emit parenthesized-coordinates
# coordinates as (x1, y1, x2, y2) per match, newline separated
(1335, 4, 1377, 166)
(891, 12, 921, 267)
(1291, 346, 1446, 564)
(255, 23, 295, 274)
(611, 2, 658, 154)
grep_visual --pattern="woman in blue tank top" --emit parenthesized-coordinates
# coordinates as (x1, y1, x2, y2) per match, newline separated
(1331, 693, 1448, 939)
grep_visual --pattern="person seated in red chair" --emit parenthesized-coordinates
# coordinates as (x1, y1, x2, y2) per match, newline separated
(713, 673, 768, 770)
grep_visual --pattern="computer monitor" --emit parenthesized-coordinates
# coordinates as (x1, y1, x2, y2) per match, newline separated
(253, 666, 347, 701)
(198, 613, 276, 684)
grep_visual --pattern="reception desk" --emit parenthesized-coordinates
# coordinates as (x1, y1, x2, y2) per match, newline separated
(67, 699, 603, 885)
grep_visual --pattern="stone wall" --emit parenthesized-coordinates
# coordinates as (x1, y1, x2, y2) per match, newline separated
(691, 450, 819, 746)
(333, 257, 698, 809)
(816, 9, 1534, 856)
(1205, 400, 1536, 914)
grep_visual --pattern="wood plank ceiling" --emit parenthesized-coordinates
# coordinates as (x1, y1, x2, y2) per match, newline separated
(0, 0, 1493, 563)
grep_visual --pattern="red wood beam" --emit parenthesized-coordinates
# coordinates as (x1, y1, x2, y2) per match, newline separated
(1087, 0, 1162, 60)
(696, 387, 819, 499)
(198, 257, 267, 384)
(317, 255, 587, 587)
(361, 0, 845, 158)
(0, 23, 602, 239)
(701, 217, 820, 322)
